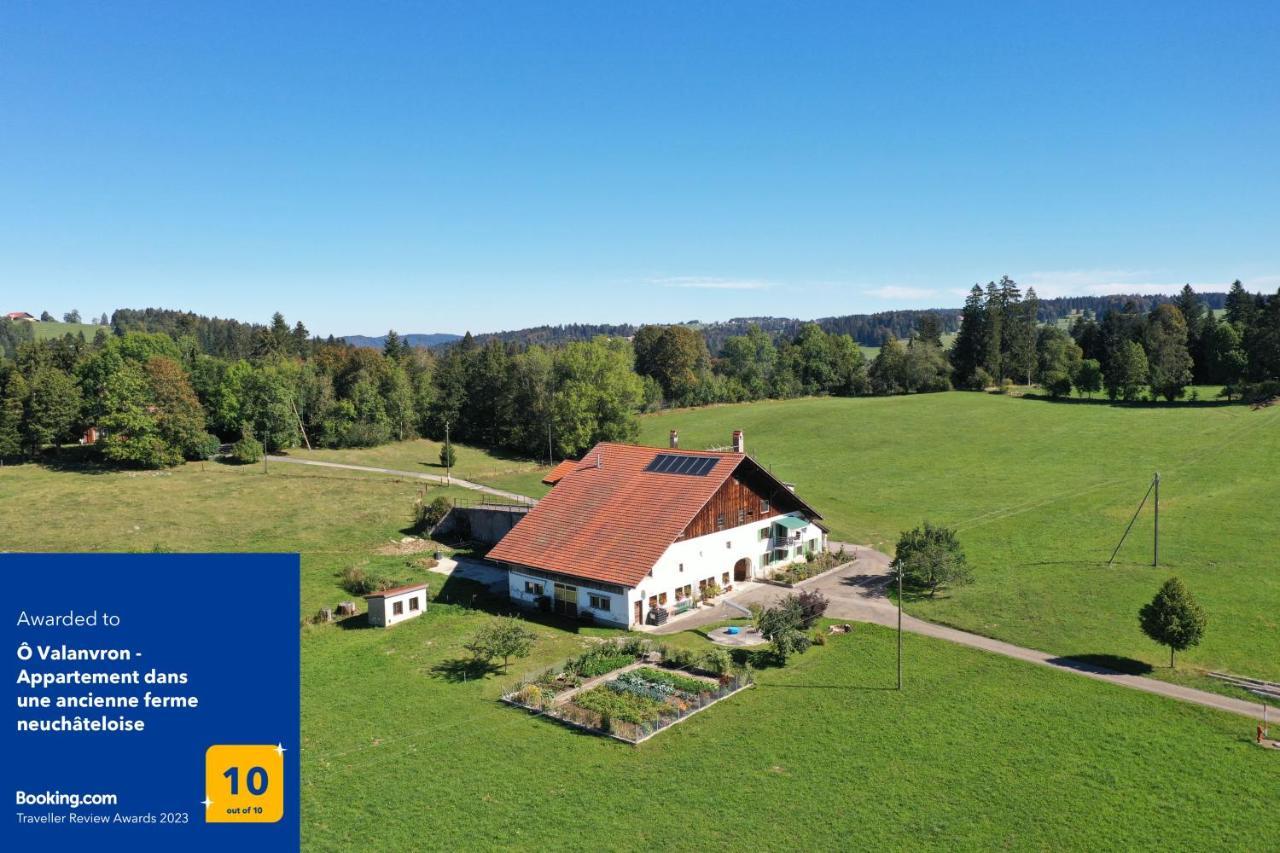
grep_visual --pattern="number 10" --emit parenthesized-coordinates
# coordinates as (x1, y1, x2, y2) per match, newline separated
(223, 765, 269, 796)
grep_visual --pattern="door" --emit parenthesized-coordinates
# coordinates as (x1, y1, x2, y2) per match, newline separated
(553, 582, 578, 617)
(734, 557, 750, 582)
(633, 600, 642, 625)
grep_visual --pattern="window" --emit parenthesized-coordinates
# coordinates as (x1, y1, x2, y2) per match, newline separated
(725, 540, 732, 549)
(589, 594, 610, 611)
(679, 563, 684, 573)
(392, 600, 404, 616)
(648, 595, 658, 609)
(524, 581, 543, 596)
(658, 592, 668, 605)
(761, 498, 771, 513)
(737, 508, 746, 524)
(698, 579, 707, 591)
(762, 551, 772, 566)
(807, 538, 817, 553)
(722, 572, 730, 585)
(759, 527, 770, 541)
(409, 597, 420, 611)
(716, 512, 725, 530)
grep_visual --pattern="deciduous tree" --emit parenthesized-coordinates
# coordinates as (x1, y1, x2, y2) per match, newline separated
(1138, 577, 1207, 669)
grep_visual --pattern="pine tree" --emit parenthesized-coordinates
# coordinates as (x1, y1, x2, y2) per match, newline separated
(949, 285, 989, 388)
(0, 369, 28, 460)
(1139, 577, 1207, 669)
(1224, 280, 1256, 328)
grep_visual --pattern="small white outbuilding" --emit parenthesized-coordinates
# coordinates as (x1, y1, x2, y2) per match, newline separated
(364, 583, 429, 627)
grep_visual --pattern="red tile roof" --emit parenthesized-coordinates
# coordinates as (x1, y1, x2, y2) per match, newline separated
(489, 442, 819, 588)
(541, 459, 579, 485)
(363, 582, 428, 599)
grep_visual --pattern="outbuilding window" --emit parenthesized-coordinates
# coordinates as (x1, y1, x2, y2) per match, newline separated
(589, 594, 610, 611)
(409, 597, 420, 611)
(392, 601, 404, 616)
(524, 581, 543, 595)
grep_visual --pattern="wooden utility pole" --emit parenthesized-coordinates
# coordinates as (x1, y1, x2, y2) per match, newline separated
(1153, 472, 1160, 567)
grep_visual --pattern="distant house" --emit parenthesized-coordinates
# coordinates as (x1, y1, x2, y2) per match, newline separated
(364, 583, 428, 627)
(5, 311, 36, 322)
(488, 430, 826, 628)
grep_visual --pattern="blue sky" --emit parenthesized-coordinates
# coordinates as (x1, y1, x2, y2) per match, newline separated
(3, 2, 1277, 336)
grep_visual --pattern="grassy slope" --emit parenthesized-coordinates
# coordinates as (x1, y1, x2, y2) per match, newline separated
(0, 457, 477, 613)
(3, 423, 1274, 849)
(634, 394, 1280, 680)
(31, 321, 105, 340)
(302, 609, 1273, 851)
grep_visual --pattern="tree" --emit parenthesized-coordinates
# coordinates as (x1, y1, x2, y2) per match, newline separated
(40, 311, 55, 322)
(23, 367, 82, 452)
(98, 313, 110, 326)
(1224, 280, 1257, 329)
(890, 521, 972, 597)
(1105, 340, 1148, 402)
(63, 309, 82, 323)
(1036, 326, 1082, 398)
(1075, 359, 1103, 399)
(1138, 577, 1207, 669)
(0, 369, 28, 459)
(230, 424, 264, 464)
(794, 589, 829, 628)
(915, 313, 944, 348)
(633, 324, 712, 404)
(950, 285, 990, 389)
(1009, 287, 1040, 386)
(383, 330, 406, 362)
(464, 618, 537, 671)
(1144, 304, 1194, 401)
(439, 441, 456, 469)
(1202, 321, 1247, 387)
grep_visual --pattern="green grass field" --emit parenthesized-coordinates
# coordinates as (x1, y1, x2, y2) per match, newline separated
(635, 394, 1280, 682)
(30, 320, 106, 341)
(301, 598, 1273, 850)
(3, 392, 1276, 849)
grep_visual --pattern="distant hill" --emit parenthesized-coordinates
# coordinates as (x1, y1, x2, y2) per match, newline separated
(343, 332, 463, 350)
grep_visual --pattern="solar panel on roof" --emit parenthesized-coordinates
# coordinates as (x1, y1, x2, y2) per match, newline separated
(644, 452, 717, 476)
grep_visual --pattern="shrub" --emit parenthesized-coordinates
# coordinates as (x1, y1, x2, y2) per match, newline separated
(188, 431, 221, 460)
(771, 627, 811, 664)
(339, 565, 399, 596)
(439, 443, 457, 468)
(699, 648, 732, 676)
(812, 631, 827, 646)
(795, 589, 829, 628)
(701, 583, 722, 601)
(230, 425, 264, 464)
(413, 494, 453, 533)
(660, 646, 697, 669)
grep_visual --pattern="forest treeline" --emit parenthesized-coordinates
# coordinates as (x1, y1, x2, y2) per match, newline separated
(0, 281, 1275, 468)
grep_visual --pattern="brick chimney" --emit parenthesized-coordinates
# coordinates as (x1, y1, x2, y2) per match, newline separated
(732, 430, 744, 454)
(669, 429, 679, 449)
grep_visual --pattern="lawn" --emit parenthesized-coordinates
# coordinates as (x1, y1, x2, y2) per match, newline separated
(0, 453, 479, 613)
(634, 393, 1280, 682)
(301, 607, 1273, 851)
(31, 320, 106, 341)
(283, 437, 550, 498)
(3, 415, 1275, 850)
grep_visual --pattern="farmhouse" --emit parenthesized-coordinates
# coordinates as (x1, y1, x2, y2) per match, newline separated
(488, 430, 826, 628)
(364, 583, 428, 627)
(5, 311, 36, 322)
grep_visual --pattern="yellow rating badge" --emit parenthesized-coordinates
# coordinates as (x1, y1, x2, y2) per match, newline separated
(204, 744, 285, 823)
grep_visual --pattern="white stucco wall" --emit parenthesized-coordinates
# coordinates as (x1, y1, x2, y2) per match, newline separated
(626, 512, 823, 625)
(507, 570, 629, 627)
(368, 588, 428, 627)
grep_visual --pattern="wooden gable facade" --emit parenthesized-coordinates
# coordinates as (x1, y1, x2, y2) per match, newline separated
(677, 459, 811, 540)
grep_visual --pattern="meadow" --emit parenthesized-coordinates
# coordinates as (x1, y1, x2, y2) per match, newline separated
(2, 390, 1276, 850)
(635, 393, 1280, 682)
(300, 593, 1273, 851)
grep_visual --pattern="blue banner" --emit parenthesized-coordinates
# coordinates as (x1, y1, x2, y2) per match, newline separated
(5, 554, 300, 851)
